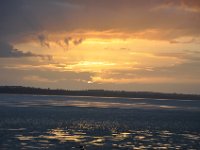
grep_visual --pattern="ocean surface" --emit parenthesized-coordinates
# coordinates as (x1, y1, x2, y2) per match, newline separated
(0, 94, 200, 149)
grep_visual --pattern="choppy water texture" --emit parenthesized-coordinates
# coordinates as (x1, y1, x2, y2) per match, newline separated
(0, 94, 200, 149)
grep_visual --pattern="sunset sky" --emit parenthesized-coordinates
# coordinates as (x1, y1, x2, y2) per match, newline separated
(0, 0, 200, 94)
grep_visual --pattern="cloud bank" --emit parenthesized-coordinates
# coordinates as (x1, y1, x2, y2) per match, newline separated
(0, 41, 52, 59)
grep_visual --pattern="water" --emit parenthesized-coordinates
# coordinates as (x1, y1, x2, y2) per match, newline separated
(0, 94, 200, 149)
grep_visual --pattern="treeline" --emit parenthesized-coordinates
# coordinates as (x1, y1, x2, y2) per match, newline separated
(0, 86, 200, 100)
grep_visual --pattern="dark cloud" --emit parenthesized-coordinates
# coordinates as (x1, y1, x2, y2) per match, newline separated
(64, 37, 72, 49)
(38, 34, 50, 48)
(62, 37, 84, 50)
(0, 0, 200, 43)
(73, 38, 84, 46)
(0, 41, 52, 60)
(64, 37, 72, 44)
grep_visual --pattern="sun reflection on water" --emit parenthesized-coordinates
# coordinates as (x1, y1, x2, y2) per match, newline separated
(11, 128, 200, 150)
(0, 95, 200, 149)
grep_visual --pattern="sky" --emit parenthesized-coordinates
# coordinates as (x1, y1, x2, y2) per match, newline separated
(0, 0, 200, 94)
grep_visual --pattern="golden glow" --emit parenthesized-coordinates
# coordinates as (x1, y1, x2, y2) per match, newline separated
(1, 0, 200, 93)
(12, 30, 200, 86)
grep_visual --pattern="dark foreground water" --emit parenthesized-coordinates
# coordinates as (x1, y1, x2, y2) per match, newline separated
(0, 94, 200, 149)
